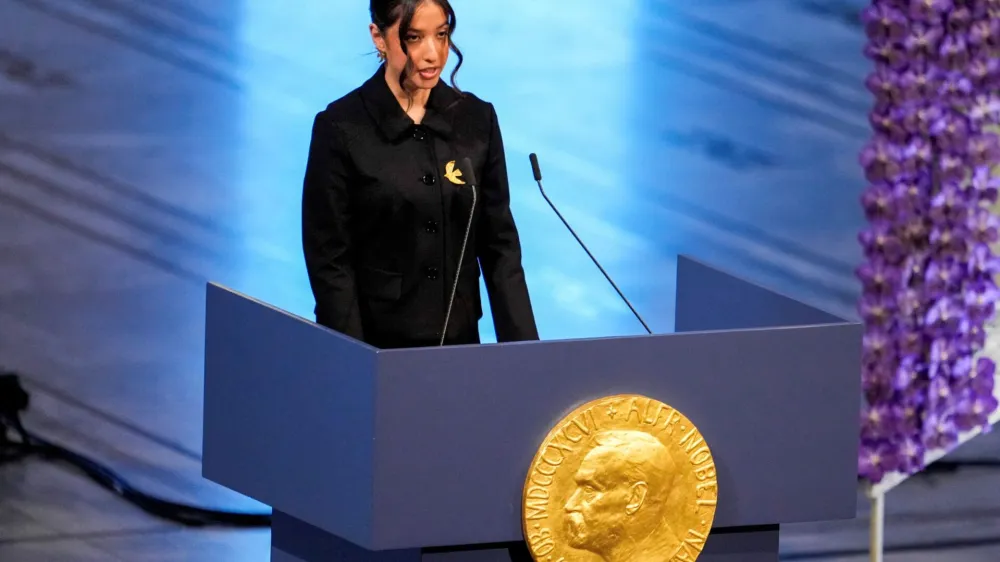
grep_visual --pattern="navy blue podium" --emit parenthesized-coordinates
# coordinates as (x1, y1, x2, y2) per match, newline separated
(201, 256, 861, 561)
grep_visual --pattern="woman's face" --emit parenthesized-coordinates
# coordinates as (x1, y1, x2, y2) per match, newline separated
(371, 1, 451, 90)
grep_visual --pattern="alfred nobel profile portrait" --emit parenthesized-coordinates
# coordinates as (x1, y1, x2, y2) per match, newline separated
(563, 430, 681, 561)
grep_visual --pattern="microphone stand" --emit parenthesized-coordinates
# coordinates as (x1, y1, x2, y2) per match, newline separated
(529, 153, 653, 335)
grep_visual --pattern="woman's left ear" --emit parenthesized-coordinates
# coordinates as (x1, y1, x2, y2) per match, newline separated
(368, 23, 386, 57)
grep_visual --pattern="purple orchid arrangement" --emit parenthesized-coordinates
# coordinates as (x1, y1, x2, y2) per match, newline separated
(858, 0, 1000, 484)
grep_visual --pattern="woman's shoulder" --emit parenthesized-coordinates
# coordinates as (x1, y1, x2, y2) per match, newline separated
(441, 85, 495, 119)
(309, 86, 375, 149)
(315, 87, 367, 126)
(449, 87, 491, 111)
(439, 87, 501, 140)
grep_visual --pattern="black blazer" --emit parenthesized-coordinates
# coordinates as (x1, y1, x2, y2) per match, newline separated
(302, 67, 539, 348)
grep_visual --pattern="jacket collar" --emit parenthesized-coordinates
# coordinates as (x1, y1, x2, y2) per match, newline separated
(359, 65, 458, 141)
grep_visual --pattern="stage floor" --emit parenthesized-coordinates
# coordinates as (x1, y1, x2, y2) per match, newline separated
(1, 0, 999, 560)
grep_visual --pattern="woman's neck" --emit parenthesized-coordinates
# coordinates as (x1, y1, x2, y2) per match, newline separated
(384, 66, 430, 123)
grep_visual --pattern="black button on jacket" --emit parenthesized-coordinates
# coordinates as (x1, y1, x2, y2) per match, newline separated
(302, 67, 539, 348)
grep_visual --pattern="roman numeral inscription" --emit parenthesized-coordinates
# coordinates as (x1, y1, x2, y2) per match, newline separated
(523, 407, 598, 521)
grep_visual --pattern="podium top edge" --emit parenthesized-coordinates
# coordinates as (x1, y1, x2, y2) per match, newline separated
(205, 282, 379, 350)
(373, 321, 860, 353)
(205, 281, 860, 354)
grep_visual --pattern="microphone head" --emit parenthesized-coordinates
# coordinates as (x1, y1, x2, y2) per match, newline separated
(529, 153, 542, 182)
(460, 157, 477, 186)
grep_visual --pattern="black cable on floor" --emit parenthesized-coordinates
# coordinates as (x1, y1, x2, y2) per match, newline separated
(782, 534, 1000, 559)
(0, 370, 271, 528)
(922, 458, 1000, 471)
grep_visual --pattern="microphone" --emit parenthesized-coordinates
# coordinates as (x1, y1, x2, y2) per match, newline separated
(440, 156, 479, 346)
(528, 153, 653, 335)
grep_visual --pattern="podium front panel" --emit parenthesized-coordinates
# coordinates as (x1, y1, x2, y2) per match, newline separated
(368, 323, 860, 548)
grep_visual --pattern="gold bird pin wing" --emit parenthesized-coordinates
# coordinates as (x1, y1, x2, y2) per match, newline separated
(444, 161, 466, 185)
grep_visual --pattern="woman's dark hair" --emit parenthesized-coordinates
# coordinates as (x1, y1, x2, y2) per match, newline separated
(370, 0, 464, 94)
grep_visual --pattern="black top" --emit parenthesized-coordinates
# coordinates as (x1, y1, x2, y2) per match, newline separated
(301, 66, 539, 348)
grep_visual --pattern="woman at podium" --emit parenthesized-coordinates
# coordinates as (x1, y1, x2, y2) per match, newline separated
(301, 0, 539, 350)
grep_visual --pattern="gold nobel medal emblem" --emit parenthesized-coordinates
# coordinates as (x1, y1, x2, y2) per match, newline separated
(522, 395, 718, 562)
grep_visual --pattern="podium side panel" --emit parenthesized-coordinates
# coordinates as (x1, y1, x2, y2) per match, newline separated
(675, 255, 847, 331)
(272, 549, 308, 562)
(271, 511, 420, 562)
(271, 550, 530, 562)
(202, 284, 378, 546)
(368, 324, 860, 549)
(273, 510, 531, 561)
(700, 527, 778, 562)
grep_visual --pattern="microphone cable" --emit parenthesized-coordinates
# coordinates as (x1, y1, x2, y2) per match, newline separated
(0, 369, 271, 528)
(440, 156, 478, 346)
